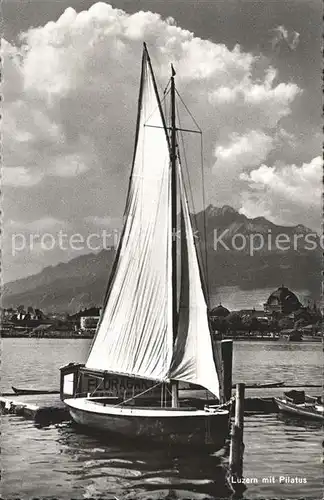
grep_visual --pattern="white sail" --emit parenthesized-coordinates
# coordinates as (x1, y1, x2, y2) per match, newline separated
(86, 49, 173, 381)
(169, 166, 220, 398)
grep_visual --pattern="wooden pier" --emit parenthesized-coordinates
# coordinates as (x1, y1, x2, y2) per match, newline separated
(0, 385, 309, 425)
(1, 341, 320, 434)
(0, 394, 70, 425)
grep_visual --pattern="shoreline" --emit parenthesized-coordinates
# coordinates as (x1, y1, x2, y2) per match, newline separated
(1, 332, 322, 342)
(1, 331, 94, 339)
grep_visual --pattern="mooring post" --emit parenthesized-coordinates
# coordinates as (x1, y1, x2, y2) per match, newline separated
(221, 339, 233, 404)
(229, 383, 245, 490)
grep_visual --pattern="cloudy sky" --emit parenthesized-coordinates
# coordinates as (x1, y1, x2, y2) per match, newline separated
(3, 0, 321, 282)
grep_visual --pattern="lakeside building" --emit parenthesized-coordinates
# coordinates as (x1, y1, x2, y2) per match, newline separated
(238, 309, 269, 321)
(263, 285, 302, 316)
(80, 316, 100, 331)
(209, 304, 230, 319)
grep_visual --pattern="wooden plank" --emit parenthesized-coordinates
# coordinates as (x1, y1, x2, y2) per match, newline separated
(221, 340, 233, 403)
(229, 383, 246, 493)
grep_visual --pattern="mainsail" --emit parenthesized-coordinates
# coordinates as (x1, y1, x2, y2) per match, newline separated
(86, 45, 220, 398)
(86, 48, 173, 380)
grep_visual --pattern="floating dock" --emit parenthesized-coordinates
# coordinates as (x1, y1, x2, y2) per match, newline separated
(0, 393, 70, 425)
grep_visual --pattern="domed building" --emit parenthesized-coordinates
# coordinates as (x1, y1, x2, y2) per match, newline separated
(210, 304, 230, 318)
(264, 286, 302, 316)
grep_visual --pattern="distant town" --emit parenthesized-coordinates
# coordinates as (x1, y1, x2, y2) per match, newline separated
(209, 285, 322, 341)
(1, 285, 322, 341)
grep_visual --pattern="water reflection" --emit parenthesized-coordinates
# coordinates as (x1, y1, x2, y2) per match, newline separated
(55, 422, 233, 499)
(277, 413, 323, 431)
(3, 411, 323, 500)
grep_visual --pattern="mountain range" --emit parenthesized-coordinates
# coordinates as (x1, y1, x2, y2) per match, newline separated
(2, 206, 320, 313)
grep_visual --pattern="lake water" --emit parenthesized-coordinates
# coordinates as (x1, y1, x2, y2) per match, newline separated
(1, 339, 323, 499)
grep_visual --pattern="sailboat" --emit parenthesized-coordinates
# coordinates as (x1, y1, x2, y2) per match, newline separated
(60, 44, 229, 449)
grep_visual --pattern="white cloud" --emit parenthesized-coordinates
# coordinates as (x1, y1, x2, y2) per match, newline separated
(3, 167, 44, 187)
(3, 3, 301, 186)
(52, 154, 89, 177)
(271, 25, 300, 51)
(210, 130, 274, 205)
(239, 156, 322, 229)
(276, 128, 296, 149)
(209, 66, 300, 129)
(214, 130, 274, 171)
(84, 215, 113, 226)
(6, 217, 66, 231)
(2, 3, 305, 278)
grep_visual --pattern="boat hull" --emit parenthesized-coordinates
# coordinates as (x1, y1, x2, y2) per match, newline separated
(12, 386, 59, 395)
(274, 398, 324, 421)
(65, 398, 229, 449)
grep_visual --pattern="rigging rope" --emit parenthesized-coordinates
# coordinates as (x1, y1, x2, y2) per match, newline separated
(113, 381, 163, 407)
(199, 132, 211, 307)
(89, 377, 104, 397)
(205, 395, 236, 411)
(175, 98, 209, 302)
(175, 89, 201, 132)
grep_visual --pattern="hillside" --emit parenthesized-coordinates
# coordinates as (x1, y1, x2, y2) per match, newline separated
(192, 205, 320, 293)
(2, 249, 115, 313)
(2, 206, 320, 312)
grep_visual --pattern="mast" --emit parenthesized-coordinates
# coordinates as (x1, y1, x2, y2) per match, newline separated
(170, 64, 179, 408)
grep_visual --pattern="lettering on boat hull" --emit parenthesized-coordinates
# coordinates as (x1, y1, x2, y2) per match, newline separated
(60, 363, 165, 401)
(84, 373, 156, 397)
